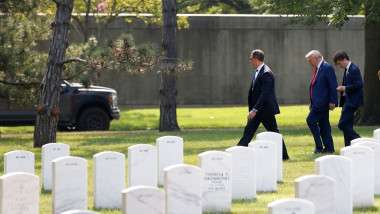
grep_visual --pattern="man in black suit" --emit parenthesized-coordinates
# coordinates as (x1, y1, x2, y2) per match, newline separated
(334, 50, 364, 146)
(237, 49, 289, 160)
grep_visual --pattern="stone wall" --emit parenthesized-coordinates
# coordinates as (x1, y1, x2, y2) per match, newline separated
(68, 14, 365, 106)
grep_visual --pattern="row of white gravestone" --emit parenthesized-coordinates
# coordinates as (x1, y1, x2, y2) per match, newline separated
(266, 134, 380, 214)
(0, 135, 283, 213)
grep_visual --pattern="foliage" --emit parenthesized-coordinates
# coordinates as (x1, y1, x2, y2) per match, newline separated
(68, 0, 188, 44)
(0, 1, 52, 109)
(248, 0, 380, 27)
(177, 0, 264, 14)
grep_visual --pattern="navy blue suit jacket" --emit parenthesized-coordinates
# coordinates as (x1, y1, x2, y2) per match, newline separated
(339, 63, 364, 108)
(310, 61, 338, 111)
(248, 65, 280, 119)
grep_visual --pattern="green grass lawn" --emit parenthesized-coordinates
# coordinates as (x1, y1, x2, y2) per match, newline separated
(0, 105, 379, 213)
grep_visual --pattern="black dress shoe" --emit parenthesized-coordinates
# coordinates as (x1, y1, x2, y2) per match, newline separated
(323, 149, 334, 153)
(311, 148, 324, 154)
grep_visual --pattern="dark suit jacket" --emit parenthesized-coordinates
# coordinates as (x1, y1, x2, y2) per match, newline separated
(339, 63, 364, 108)
(309, 61, 338, 111)
(248, 64, 280, 119)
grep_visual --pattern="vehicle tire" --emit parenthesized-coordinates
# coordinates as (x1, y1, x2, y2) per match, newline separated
(77, 107, 110, 131)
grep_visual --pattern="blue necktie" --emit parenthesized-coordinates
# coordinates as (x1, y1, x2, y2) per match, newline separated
(252, 69, 258, 90)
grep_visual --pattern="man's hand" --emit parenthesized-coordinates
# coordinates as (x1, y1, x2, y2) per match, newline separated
(247, 111, 256, 120)
(329, 103, 336, 110)
(336, 86, 346, 92)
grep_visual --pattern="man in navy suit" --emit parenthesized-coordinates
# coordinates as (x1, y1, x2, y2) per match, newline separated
(333, 50, 363, 146)
(237, 49, 289, 160)
(305, 50, 338, 153)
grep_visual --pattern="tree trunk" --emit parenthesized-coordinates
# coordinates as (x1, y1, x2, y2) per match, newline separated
(34, 0, 74, 147)
(160, 0, 180, 132)
(354, 7, 380, 125)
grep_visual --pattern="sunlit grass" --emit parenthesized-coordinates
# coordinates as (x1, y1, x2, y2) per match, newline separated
(0, 106, 379, 213)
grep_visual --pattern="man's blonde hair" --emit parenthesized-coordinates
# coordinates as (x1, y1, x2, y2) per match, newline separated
(305, 50, 323, 59)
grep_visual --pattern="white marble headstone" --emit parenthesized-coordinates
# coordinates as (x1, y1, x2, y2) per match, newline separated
(128, 144, 157, 187)
(315, 155, 352, 214)
(198, 151, 232, 212)
(164, 164, 202, 214)
(341, 145, 374, 207)
(256, 131, 283, 181)
(156, 136, 183, 185)
(4, 150, 34, 174)
(0, 172, 39, 214)
(52, 156, 88, 214)
(225, 146, 256, 200)
(267, 198, 315, 214)
(374, 128, 380, 143)
(353, 142, 380, 195)
(248, 140, 277, 192)
(351, 137, 377, 145)
(42, 143, 70, 190)
(295, 175, 335, 214)
(60, 210, 100, 214)
(93, 151, 125, 209)
(122, 186, 165, 214)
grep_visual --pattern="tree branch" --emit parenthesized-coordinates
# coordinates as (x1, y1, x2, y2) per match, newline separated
(0, 79, 40, 86)
(58, 58, 87, 65)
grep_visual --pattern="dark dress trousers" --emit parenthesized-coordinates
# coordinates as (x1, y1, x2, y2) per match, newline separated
(338, 63, 363, 146)
(306, 61, 338, 152)
(237, 65, 289, 160)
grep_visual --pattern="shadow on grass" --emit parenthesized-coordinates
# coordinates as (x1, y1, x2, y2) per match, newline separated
(41, 189, 52, 195)
(354, 206, 378, 212)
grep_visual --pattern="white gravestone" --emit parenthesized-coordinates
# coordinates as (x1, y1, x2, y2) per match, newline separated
(248, 140, 277, 192)
(52, 156, 88, 214)
(164, 164, 202, 214)
(94, 151, 125, 209)
(157, 136, 183, 185)
(0, 172, 39, 214)
(267, 198, 315, 214)
(315, 155, 353, 214)
(60, 210, 100, 214)
(354, 142, 380, 195)
(225, 146, 257, 200)
(198, 151, 232, 212)
(128, 144, 157, 187)
(122, 186, 165, 214)
(4, 150, 34, 174)
(42, 143, 70, 190)
(374, 128, 380, 143)
(341, 145, 374, 207)
(256, 131, 283, 181)
(295, 175, 335, 214)
(351, 137, 377, 145)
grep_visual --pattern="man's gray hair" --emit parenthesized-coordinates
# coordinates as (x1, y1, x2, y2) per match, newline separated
(305, 50, 323, 59)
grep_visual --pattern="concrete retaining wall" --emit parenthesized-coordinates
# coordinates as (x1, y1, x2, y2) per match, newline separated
(68, 15, 365, 106)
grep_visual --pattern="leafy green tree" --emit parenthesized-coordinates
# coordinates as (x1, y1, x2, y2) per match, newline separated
(249, 0, 380, 125)
(177, 0, 265, 14)
(69, 0, 163, 45)
(0, 0, 52, 109)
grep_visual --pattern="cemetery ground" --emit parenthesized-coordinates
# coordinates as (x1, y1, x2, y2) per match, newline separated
(0, 105, 379, 213)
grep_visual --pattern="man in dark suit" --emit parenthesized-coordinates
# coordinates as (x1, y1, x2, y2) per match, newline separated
(334, 50, 363, 146)
(237, 49, 289, 160)
(305, 50, 338, 153)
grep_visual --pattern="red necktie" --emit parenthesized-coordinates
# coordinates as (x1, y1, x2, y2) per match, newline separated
(310, 67, 318, 99)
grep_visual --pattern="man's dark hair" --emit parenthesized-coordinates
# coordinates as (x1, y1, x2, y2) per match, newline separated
(251, 49, 264, 62)
(333, 50, 350, 63)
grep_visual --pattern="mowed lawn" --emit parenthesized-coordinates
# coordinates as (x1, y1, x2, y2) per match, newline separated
(0, 105, 379, 213)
